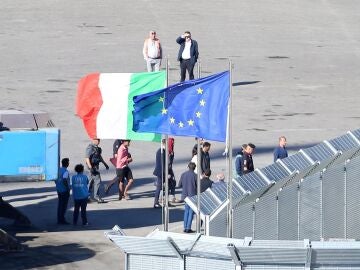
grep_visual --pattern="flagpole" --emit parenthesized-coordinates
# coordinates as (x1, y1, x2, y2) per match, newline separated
(196, 60, 202, 233)
(227, 59, 234, 237)
(163, 59, 170, 231)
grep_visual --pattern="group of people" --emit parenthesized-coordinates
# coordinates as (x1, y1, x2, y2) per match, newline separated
(55, 135, 288, 230)
(233, 136, 288, 179)
(143, 30, 199, 81)
(56, 158, 89, 226)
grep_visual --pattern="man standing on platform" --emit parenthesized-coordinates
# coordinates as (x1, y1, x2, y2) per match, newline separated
(176, 31, 199, 82)
(143, 30, 162, 72)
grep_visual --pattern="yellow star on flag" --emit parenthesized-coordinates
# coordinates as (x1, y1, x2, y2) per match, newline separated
(161, 108, 168, 115)
(170, 117, 175, 124)
(158, 96, 164, 102)
(197, 87, 203, 94)
(178, 121, 184, 128)
(196, 111, 201, 118)
(187, 119, 194, 126)
(200, 99, 206, 106)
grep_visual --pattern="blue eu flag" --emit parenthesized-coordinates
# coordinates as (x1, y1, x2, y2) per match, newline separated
(132, 71, 230, 142)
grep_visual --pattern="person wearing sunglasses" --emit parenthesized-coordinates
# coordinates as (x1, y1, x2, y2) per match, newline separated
(143, 30, 162, 72)
(176, 31, 199, 82)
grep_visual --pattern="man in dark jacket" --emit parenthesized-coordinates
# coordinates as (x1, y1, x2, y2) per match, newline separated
(241, 143, 256, 175)
(200, 169, 213, 193)
(178, 162, 197, 233)
(176, 31, 199, 82)
(200, 142, 211, 176)
(153, 139, 166, 208)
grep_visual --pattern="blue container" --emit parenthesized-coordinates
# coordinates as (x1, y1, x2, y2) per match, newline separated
(0, 129, 59, 181)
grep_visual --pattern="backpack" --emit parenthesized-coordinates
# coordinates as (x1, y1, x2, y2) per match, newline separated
(90, 146, 102, 166)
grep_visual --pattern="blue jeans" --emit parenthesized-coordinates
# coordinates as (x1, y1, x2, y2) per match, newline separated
(184, 203, 194, 230)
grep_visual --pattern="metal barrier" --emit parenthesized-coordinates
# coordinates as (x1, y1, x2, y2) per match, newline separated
(185, 128, 360, 240)
(105, 228, 360, 270)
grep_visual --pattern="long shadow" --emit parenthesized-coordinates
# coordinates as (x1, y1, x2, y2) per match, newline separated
(0, 242, 95, 270)
(69, 207, 184, 231)
(232, 80, 261, 86)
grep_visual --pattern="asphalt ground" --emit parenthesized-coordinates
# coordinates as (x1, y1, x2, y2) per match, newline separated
(1, 0, 360, 269)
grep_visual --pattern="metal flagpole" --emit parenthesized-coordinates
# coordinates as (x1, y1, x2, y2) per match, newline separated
(164, 135, 169, 231)
(227, 59, 234, 237)
(196, 60, 202, 233)
(163, 59, 170, 231)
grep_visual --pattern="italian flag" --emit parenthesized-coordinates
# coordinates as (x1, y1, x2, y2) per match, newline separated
(76, 71, 166, 141)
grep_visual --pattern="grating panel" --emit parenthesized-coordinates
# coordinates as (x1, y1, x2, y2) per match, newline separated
(232, 181, 245, 199)
(185, 256, 234, 270)
(254, 193, 277, 240)
(236, 172, 267, 192)
(208, 206, 228, 237)
(322, 164, 345, 239)
(329, 133, 360, 151)
(259, 163, 290, 182)
(303, 142, 335, 162)
(299, 173, 321, 240)
(199, 191, 220, 215)
(128, 254, 180, 270)
(281, 152, 313, 172)
(351, 128, 360, 141)
(233, 202, 254, 239)
(278, 183, 299, 240)
(211, 182, 228, 202)
(346, 156, 360, 240)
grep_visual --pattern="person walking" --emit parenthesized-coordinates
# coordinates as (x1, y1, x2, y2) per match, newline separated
(143, 30, 162, 72)
(273, 136, 288, 162)
(112, 139, 134, 200)
(234, 144, 247, 179)
(240, 143, 256, 176)
(176, 31, 199, 82)
(153, 139, 177, 208)
(85, 138, 109, 203)
(71, 164, 89, 226)
(153, 139, 166, 208)
(55, 158, 70, 225)
(178, 162, 197, 233)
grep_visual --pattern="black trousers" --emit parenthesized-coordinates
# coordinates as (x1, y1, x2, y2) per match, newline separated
(180, 59, 195, 82)
(57, 191, 69, 223)
(73, 198, 88, 225)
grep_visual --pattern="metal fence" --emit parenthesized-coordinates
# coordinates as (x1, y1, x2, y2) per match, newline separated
(185, 129, 360, 240)
(105, 228, 360, 270)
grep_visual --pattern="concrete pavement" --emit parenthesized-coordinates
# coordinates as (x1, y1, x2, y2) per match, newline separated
(1, 0, 360, 269)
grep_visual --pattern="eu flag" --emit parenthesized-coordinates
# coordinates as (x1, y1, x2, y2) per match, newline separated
(132, 71, 230, 142)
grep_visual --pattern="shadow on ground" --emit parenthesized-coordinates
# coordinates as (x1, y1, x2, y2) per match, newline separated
(0, 241, 95, 270)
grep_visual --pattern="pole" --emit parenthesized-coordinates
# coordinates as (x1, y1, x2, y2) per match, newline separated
(163, 59, 170, 231)
(164, 135, 169, 231)
(196, 60, 202, 233)
(227, 59, 234, 237)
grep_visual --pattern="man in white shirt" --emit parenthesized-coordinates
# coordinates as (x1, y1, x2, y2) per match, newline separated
(176, 31, 199, 82)
(143, 30, 162, 72)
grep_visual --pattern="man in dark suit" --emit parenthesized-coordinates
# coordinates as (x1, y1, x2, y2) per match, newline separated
(178, 162, 197, 233)
(176, 31, 199, 82)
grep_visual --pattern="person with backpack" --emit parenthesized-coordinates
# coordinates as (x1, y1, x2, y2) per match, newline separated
(85, 138, 109, 203)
